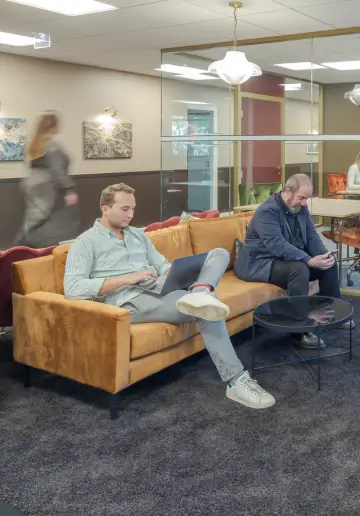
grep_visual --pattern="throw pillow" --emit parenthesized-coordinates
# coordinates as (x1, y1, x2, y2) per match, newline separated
(234, 238, 244, 263)
(179, 211, 200, 223)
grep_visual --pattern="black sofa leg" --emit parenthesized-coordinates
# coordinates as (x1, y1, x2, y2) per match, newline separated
(109, 394, 119, 420)
(23, 365, 31, 388)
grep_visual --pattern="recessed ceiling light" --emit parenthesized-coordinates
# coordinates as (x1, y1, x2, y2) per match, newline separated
(155, 64, 208, 75)
(173, 100, 210, 105)
(5, 0, 117, 16)
(274, 62, 325, 71)
(322, 61, 360, 70)
(279, 83, 303, 91)
(0, 31, 34, 46)
(175, 74, 218, 81)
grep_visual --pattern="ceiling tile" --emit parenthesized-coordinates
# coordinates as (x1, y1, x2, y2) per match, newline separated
(129, 0, 228, 24)
(240, 9, 333, 33)
(3, 9, 171, 40)
(274, 0, 346, 7)
(110, 0, 169, 7)
(291, 0, 360, 28)
(181, 0, 287, 15)
(0, 0, 62, 26)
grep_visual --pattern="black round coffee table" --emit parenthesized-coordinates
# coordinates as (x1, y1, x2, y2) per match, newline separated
(252, 295, 354, 390)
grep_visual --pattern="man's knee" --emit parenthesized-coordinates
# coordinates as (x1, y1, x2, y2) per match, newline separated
(207, 248, 230, 265)
(290, 261, 310, 281)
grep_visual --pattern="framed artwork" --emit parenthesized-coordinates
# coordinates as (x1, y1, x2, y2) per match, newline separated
(306, 142, 319, 155)
(0, 118, 26, 161)
(83, 121, 132, 159)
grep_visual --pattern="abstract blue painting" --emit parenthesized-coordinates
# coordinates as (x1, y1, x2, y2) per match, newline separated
(0, 118, 26, 161)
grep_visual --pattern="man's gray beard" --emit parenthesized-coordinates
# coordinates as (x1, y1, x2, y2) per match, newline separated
(288, 206, 298, 214)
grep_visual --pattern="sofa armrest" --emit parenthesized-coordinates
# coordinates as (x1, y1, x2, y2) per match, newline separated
(13, 291, 131, 394)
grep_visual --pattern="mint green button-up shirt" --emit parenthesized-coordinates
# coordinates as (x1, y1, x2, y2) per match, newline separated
(64, 220, 170, 307)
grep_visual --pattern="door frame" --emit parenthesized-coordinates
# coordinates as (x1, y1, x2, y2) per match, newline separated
(233, 88, 285, 207)
(187, 105, 219, 210)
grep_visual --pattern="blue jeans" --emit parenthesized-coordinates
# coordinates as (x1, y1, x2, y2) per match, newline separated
(122, 249, 244, 382)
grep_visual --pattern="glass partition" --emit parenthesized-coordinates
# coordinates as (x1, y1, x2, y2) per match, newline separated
(161, 32, 360, 291)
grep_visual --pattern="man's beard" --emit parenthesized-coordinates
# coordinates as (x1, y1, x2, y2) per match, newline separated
(289, 206, 301, 214)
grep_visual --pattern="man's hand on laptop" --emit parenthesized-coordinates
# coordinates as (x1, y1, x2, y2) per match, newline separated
(98, 270, 158, 296)
(308, 253, 335, 270)
(125, 270, 158, 285)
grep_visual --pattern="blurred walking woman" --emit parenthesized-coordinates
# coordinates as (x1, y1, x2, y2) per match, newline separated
(16, 111, 79, 247)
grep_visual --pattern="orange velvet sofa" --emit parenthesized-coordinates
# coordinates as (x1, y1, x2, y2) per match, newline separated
(12, 213, 284, 419)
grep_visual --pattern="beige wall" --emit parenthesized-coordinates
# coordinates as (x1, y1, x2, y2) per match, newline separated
(0, 52, 322, 182)
(285, 98, 319, 165)
(0, 52, 233, 179)
(0, 53, 161, 178)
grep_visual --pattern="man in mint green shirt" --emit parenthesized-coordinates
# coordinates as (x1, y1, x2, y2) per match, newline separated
(64, 183, 275, 410)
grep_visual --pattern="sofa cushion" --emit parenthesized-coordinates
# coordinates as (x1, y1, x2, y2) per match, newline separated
(188, 213, 252, 269)
(215, 271, 283, 318)
(53, 244, 71, 295)
(130, 320, 199, 359)
(130, 272, 282, 360)
(146, 224, 193, 262)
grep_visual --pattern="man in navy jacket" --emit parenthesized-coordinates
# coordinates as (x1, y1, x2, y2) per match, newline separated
(235, 174, 350, 348)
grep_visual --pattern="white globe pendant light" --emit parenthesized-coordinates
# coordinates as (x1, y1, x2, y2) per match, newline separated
(344, 84, 360, 106)
(208, 2, 262, 86)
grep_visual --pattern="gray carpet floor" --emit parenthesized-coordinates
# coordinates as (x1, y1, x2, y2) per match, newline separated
(1, 296, 360, 516)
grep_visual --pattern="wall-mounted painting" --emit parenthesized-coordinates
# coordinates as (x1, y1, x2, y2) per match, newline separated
(0, 118, 26, 161)
(83, 121, 132, 159)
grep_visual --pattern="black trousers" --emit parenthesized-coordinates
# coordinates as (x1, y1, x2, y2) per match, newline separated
(269, 260, 340, 299)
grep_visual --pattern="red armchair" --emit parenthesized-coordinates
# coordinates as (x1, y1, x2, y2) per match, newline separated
(0, 246, 55, 329)
(328, 173, 348, 198)
(144, 210, 220, 232)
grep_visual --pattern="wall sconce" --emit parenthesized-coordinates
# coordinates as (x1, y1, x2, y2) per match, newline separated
(104, 105, 118, 118)
(96, 106, 118, 130)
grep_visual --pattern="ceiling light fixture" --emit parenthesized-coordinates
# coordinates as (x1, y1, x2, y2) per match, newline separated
(279, 83, 302, 91)
(208, 2, 261, 86)
(274, 62, 325, 71)
(0, 31, 34, 46)
(175, 73, 218, 81)
(344, 85, 360, 106)
(155, 64, 208, 75)
(5, 0, 117, 16)
(173, 101, 210, 105)
(322, 61, 360, 71)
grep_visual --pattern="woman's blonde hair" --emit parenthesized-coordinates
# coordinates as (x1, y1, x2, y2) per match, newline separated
(26, 110, 60, 161)
(355, 152, 360, 166)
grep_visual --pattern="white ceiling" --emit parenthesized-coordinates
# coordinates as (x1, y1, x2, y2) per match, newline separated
(0, 0, 359, 84)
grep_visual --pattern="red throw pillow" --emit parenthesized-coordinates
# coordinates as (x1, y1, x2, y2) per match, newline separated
(190, 209, 220, 219)
(144, 216, 180, 232)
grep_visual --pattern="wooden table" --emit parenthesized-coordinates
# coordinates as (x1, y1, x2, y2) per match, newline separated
(235, 197, 360, 287)
(336, 190, 360, 197)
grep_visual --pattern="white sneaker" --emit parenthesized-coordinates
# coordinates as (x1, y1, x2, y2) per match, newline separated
(226, 371, 276, 409)
(176, 291, 230, 321)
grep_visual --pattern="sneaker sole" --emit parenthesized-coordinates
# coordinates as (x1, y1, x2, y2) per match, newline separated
(226, 390, 276, 409)
(176, 299, 230, 322)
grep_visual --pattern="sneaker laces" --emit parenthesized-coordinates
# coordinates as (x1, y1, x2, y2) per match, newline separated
(248, 377, 268, 395)
(239, 376, 262, 399)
